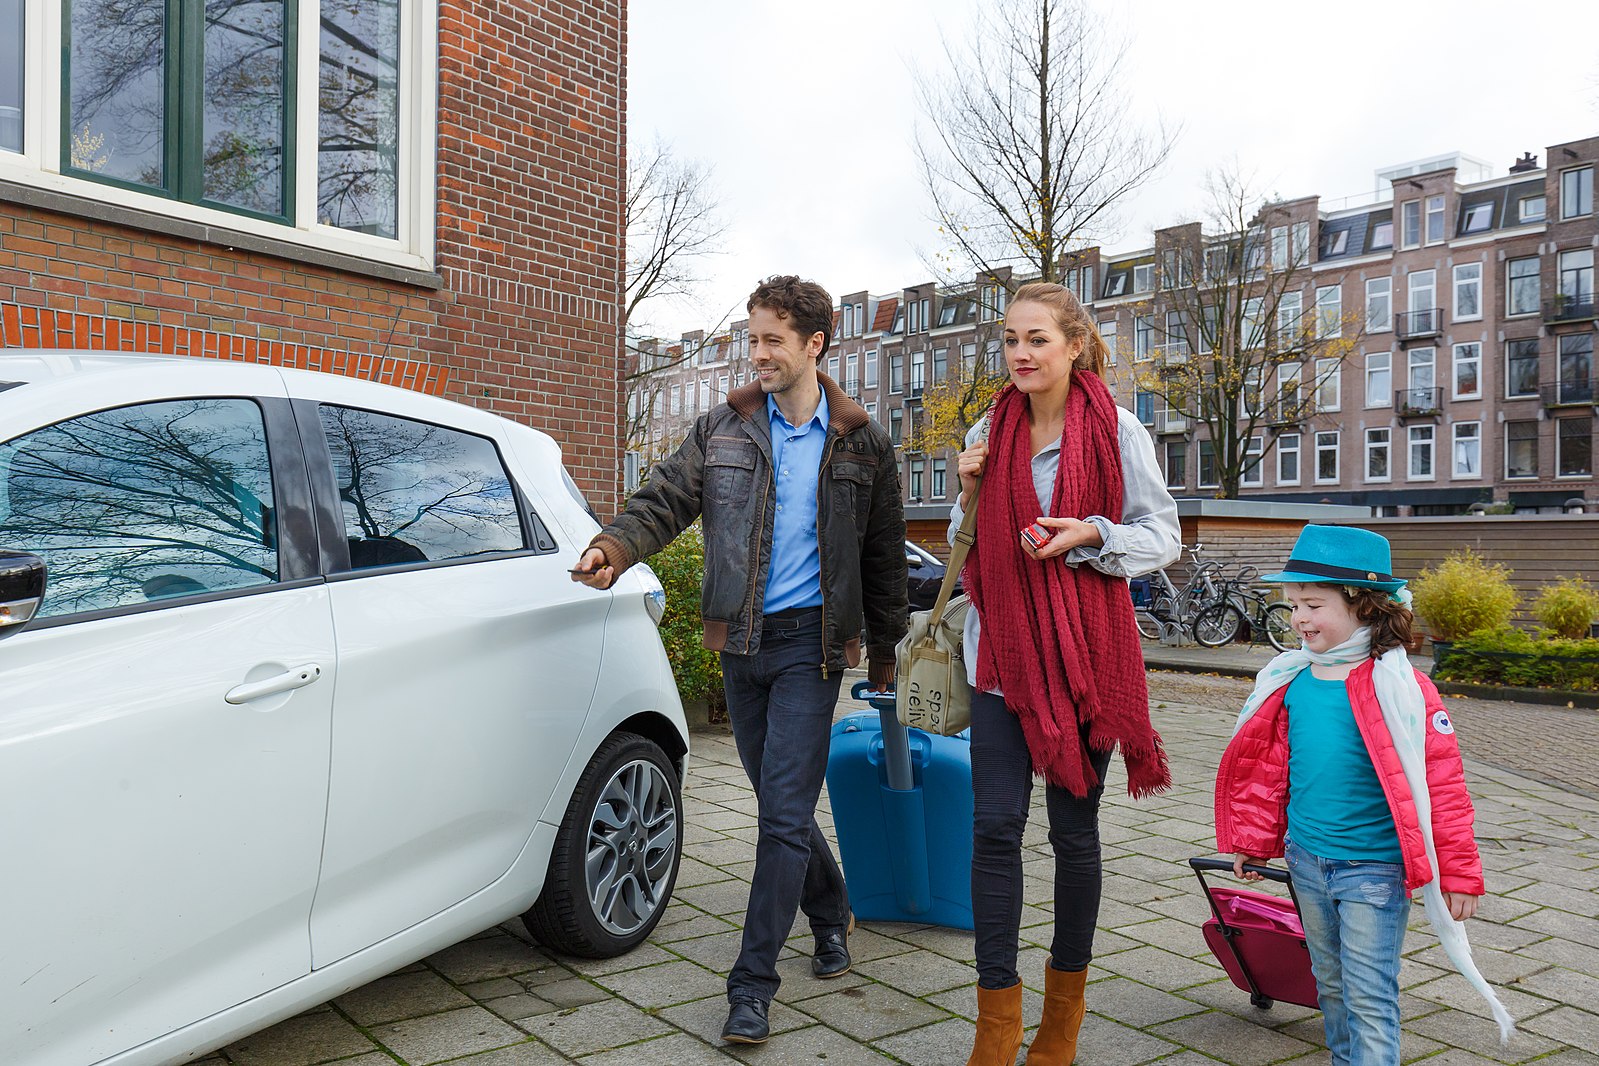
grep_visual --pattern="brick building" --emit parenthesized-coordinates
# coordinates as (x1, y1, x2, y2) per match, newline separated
(639, 135, 1597, 528)
(0, 0, 628, 513)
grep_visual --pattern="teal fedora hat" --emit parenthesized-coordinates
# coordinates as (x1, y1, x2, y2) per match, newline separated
(1259, 525, 1406, 593)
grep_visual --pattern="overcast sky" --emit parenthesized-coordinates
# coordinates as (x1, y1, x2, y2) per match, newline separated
(628, 0, 1599, 338)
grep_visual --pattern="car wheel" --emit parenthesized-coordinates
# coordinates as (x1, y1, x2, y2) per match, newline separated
(523, 731, 682, 958)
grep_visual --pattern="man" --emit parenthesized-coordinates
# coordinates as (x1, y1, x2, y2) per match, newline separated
(574, 275, 908, 1044)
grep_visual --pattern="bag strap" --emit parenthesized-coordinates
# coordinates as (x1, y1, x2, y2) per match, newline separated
(930, 466, 982, 620)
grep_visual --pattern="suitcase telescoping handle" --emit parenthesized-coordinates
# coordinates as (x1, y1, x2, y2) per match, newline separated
(1189, 856, 1290, 884)
(1189, 857, 1302, 1011)
(852, 680, 914, 791)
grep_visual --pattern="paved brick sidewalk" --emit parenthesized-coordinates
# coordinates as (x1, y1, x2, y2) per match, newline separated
(194, 676, 1599, 1065)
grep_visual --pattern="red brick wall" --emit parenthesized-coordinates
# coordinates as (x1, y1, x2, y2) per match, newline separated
(0, 0, 627, 515)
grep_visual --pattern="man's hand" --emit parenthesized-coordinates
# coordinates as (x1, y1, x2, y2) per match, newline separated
(1233, 854, 1269, 882)
(956, 441, 987, 507)
(570, 547, 615, 589)
(1443, 892, 1480, 922)
(1024, 516, 1103, 561)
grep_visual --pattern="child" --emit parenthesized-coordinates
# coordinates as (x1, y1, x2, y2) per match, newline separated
(1214, 525, 1512, 1064)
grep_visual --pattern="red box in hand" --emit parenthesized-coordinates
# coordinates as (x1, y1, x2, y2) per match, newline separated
(1020, 523, 1053, 551)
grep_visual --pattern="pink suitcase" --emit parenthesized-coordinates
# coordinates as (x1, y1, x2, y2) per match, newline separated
(1189, 857, 1320, 1010)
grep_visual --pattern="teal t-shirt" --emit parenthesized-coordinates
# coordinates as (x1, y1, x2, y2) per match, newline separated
(1284, 670, 1403, 862)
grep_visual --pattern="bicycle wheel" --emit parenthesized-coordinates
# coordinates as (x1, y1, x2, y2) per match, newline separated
(1135, 610, 1162, 640)
(1193, 602, 1247, 648)
(1264, 603, 1298, 652)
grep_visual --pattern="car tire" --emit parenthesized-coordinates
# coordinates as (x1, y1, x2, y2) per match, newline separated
(523, 731, 682, 958)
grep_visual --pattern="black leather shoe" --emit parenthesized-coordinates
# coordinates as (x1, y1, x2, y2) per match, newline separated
(721, 998, 770, 1044)
(811, 913, 856, 978)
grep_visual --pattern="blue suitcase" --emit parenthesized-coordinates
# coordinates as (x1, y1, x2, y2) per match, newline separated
(826, 680, 975, 930)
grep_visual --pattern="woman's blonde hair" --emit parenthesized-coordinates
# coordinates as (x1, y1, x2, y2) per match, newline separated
(1010, 281, 1112, 378)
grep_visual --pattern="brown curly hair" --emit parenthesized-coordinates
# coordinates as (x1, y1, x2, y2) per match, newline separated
(747, 275, 834, 358)
(1322, 585, 1420, 658)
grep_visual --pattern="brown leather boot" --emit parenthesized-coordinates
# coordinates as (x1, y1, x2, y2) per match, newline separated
(1025, 962, 1087, 1065)
(966, 980, 1025, 1066)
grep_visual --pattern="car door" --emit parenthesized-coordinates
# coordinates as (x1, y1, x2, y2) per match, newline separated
(0, 374, 335, 1066)
(291, 388, 608, 966)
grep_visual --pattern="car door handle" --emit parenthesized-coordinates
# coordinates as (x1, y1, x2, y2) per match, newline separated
(225, 664, 324, 705)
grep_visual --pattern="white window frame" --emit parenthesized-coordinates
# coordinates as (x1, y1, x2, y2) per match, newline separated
(1452, 421, 1482, 480)
(864, 349, 878, 389)
(1407, 424, 1435, 481)
(1460, 202, 1493, 234)
(1134, 315, 1155, 360)
(1407, 269, 1437, 320)
(1557, 416, 1593, 478)
(1365, 427, 1392, 483)
(1425, 195, 1446, 244)
(865, 400, 877, 421)
(1365, 276, 1392, 333)
(1315, 356, 1342, 412)
(1198, 439, 1219, 490)
(6, 0, 441, 272)
(1561, 165, 1594, 220)
(1164, 440, 1185, 489)
(1270, 226, 1288, 269)
(1401, 200, 1421, 249)
(1315, 284, 1341, 339)
(844, 351, 858, 392)
(827, 356, 839, 382)
(1408, 347, 1436, 393)
(1519, 195, 1546, 223)
(1240, 435, 1265, 487)
(1453, 262, 1483, 322)
(1505, 420, 1539, 479)
(1098, 320, 1117, 366)
(1365, 351, 1392, 409)
(1277, 290, 1303, 340)
(1314, 430, 1340, 484)
(1505, 338, 1540, 399)
(889, 353, 904, 395)
(1276, 432, 1301, 486)
(1507, 257, 1541, 317)
(1451, 342, 1482, 401)
(932, 457, 947, 498)
(1133, 262, 1154, 292)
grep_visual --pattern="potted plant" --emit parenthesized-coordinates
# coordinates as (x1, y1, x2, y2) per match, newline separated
(1410, 549, 1519, 673)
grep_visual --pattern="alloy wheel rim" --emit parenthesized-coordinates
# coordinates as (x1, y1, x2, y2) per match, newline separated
(584, 758, 678, 936)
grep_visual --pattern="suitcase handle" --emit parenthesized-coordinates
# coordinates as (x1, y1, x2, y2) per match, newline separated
(851, 681, 914, 791)
(1189, 856, 1291, 884)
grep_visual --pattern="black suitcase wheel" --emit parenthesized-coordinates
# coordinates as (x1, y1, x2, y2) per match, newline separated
(1250, 993, 1275, 1010)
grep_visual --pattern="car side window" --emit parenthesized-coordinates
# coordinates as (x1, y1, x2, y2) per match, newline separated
(0, 399, 279, 618)
(318, 405, 526, 569)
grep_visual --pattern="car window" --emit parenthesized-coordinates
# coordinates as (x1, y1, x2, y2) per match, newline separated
(318, 405, 525, 569)
(0, 399, 278, 618)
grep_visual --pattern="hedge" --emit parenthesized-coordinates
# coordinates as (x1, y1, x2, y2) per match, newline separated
(645, 524, 726, 717)
(1433, 625, 1599, 692)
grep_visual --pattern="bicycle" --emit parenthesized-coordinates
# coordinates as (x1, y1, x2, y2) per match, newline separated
(1192, 572, 1298, 652)
(1134, 544, 1230, 643)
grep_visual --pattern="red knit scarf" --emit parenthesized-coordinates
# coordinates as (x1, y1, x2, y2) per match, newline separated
(965, 376, 1171, 798)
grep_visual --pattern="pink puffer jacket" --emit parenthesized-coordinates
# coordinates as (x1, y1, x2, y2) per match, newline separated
(1214, 658, 1484, 895)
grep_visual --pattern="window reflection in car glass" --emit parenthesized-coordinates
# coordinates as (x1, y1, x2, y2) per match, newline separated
(0, 399, 278, 618)
(318, 405, 525, 569)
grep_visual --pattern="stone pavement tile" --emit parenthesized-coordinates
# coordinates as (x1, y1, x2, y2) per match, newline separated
(673, 880, 754, 916)
(1278, 1015, 1446, 1061)
(1097, 895, 1171, 929)
(1121, 832, 1211, 864)
(1104, 853, 1196, 885)
(1100, 876, 1188, 907)
(1459, 920, 1550, 954)
(1091, 944, 1222, 990)
(1140, 891, 1221, 927)
(655, 912, 739, 943)
(1508, 881, 1599, 917)
(1505, 862, 1599, 893)
(577, 1031, 741, 1064)
(512, 962, 579, 991)
(481, 992, 562, 1022)
(1397, 954, 1454, 990)
(852, 948, 974, 996)
(664, 928, 747, 973)
(1021, 926, 1142, 959)
(560, 942, 676, 977)
(1532, 1052, 1599, 1066)
(1512, 963, 1599, 1007)
(435, 1041, 569, 1065)
(1086, 976, 1207, 1028)
(694, 809, 757, 832)
(1115, 916, 1213, 958)
(801, 924, 917, 965)
(772, 955, 869, 1001)
(891, 924, 978, 963)
(870, 1016, 979, 1066)
(426, 936, 552, 984)
(682, 824, 723, 847)
(1407, 943, 1549, 985)
(222, 1009, 377, 1066)
(724, 1023, 897, 1063)
(1521, 1005, 1599, 1048)
(1404, 1007, 1562, 1062)
(596, 958, 728, 1009)
(335, 970, 474, 1027)
(691, 835, 758, 868)
(462, 977, 525, 1000)
(674, 857, 734, 890)
(525, 977, 609, 1009)
(521, 998, 672, 1057)
(1174, 977, 1319, 1026)
(658, 995, 812, 1044)
(715, 859, 758, 882)
(926, 982, 1045, 1027)
(1149, 1010, 1316, 1065)
(369, 1006, 527, 1065)
(1408, 972, 1560, 1022)
(795, 982, 949, 1040)
(690, 783, 755, 806)
(1069, 1013, 1183, 1064)
(1520, 932, 1599, 974)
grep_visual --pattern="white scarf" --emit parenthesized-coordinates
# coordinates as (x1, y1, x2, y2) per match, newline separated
(1234, 627, 1515, 1043)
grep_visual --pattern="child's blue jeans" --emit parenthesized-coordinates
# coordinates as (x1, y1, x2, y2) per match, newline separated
(1285, 839, 1410, 1066)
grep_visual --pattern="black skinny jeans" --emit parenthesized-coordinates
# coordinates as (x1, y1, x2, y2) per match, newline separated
(970, 689, 1114, 989)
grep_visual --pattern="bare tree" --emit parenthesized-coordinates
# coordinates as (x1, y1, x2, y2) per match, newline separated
(1128, 169, 1365, 498)
(915, 0, 1173, 289)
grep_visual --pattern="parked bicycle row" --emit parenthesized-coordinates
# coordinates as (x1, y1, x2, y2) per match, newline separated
(1131, 543, 1299, 652)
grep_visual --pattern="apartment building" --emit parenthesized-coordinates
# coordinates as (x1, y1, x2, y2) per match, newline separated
(634, 135, 1597, 518)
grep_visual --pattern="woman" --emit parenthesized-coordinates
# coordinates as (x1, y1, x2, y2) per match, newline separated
(953, 282, 1180, 1065)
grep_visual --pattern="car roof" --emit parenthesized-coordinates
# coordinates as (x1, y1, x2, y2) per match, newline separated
(0, 350, 189, 385)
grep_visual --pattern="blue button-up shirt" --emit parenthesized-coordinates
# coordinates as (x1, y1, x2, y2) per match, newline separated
(763, 391, 829, 613)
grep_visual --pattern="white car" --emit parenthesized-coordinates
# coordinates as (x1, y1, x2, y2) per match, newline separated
(0, 353, 688, 1066)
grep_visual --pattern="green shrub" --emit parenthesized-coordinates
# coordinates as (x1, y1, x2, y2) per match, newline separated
(1411, 549, 1519, 642)
(646, 524, 725, 717)
(1534, 577, 1599, 640)
(1433, 625, 1599, 691)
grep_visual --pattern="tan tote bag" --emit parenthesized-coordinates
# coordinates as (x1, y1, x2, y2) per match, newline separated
(895, 474, 981, 735)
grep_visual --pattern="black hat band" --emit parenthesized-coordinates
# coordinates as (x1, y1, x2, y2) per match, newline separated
(1283, 558, 1394, 583)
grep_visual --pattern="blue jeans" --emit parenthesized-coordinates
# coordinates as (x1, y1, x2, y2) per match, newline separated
(1285, 839, 1410, 1066)
(719, 609, 849, 1005)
